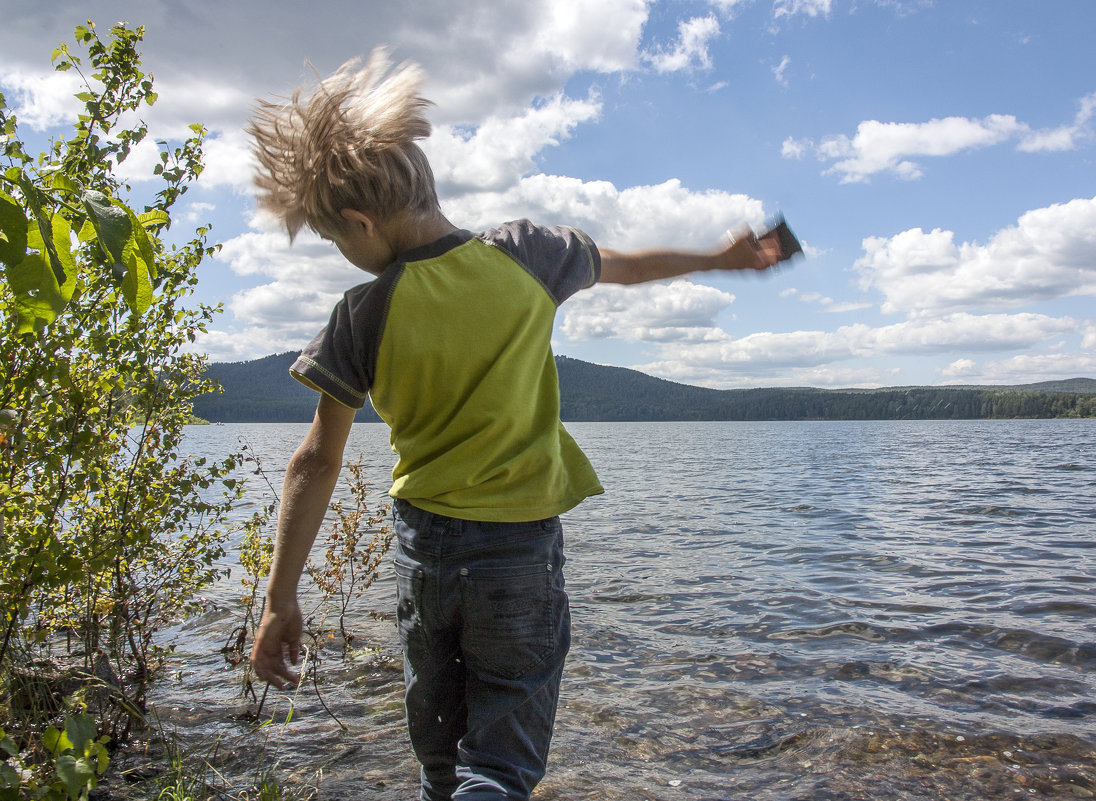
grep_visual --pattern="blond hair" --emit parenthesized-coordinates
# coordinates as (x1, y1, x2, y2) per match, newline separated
(248, 48, 438, 239)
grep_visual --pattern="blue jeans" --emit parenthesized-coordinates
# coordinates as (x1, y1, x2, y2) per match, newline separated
(392, 499, 571, 801)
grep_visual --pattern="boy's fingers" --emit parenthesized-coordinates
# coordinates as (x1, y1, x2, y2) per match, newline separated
(755, 231, 786, 268)
(254, 652, 298, 690)
(249, 621, 303, 689)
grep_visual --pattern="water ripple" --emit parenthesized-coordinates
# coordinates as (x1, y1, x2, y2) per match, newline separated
(160, 419, 1096, 800)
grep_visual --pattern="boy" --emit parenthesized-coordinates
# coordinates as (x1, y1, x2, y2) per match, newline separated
(248, 49, 793, 801)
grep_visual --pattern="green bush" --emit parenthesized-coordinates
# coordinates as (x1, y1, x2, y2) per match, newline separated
(0, 19, 239, 760)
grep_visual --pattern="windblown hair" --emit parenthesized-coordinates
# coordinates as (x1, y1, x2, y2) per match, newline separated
(248, 48, 438, 239)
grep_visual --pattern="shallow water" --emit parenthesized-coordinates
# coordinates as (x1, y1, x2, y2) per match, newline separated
(136, 420, 1096, 799)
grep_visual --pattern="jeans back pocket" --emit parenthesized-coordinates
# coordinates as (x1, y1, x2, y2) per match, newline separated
(460, 562, 565, 680)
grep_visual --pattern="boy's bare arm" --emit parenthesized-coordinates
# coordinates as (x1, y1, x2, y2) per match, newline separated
(599, 226, 786, 285)
(250, 393, 356, 689)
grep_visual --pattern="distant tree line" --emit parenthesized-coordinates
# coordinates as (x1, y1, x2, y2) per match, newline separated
(192, 353, 1096, 423)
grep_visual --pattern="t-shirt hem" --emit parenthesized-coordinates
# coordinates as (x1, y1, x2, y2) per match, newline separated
(394, 485, 605, 523)
(289, 362, 366, 410)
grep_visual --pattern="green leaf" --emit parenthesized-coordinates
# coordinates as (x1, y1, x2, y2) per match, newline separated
(6, 253, 58, 333)
(55, 753, 97, 797)
(5, 248, 45, 296)
(0, 191, 27, 267)
(43, 214, 76, 300)
(77, 218, 97, 243)
(16, 176, 66, 285)
(82, 189, 131, 265)
(64, 714, 97, 753)
(43, 725, 72, 756)
(137, 209, 170, 230)
(120, 244, 152, 314)
(90, 740, 111, 775)
(5, 216, 76, 333)
(127, 207, 157, 280)
(50, 173, 83, 198)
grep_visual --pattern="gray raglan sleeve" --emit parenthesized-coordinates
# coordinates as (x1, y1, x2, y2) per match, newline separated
(481, 219, 601, 305)
(289, 278, 392, 409)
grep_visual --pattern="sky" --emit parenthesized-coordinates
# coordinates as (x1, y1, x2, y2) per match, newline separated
(2, 0, 1094, 389)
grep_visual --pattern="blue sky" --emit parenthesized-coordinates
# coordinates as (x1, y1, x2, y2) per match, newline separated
(3, 0, 1094, 388)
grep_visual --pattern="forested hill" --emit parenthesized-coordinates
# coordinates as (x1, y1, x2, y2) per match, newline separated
(192, 352, 1096, 423)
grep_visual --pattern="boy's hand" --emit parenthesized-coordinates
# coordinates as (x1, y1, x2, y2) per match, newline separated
(250, 598, 303, 690)
(717, 225, 787, 273)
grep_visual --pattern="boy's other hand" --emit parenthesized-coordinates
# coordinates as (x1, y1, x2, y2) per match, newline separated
(250, 598, 303, 690)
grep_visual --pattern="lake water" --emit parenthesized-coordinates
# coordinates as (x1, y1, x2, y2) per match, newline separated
(145, 420, 1096, 800)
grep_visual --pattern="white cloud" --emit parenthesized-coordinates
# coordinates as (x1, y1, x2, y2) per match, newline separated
(602, 312, 1081, 387)
(941, 358, 978, 378)
(781, 287, 870, 314)
(868, 313, 1078, 353)
(422, 0, 648, 120)
(643, 16, 722, 74)
(560, 280, 736, 341)
(528, 0, 649, 75)
(772, 55, 792, 86)
(0, 1, 653, 200)
(785, 93, 1096, 182)
(112, 137, 165, 185)
(826, 301, 873, 313)
(780, 137, 808, 159)
(856, 196, 1096, 316)
(1016, 91, 1096, 153)
(0, 68, 82, 129)
(444, 174, 767, 251)
(0, 1, 648, 117)
(425, 94, 602, 194)
(0, 1, 647, 157)
(213, 226, 365, 349)
(872, 0, 933, 16)
(633, 360, 888, 389)
(773, 0, 833, 20)
(571, 306, 1079, 363)
(198, 130, 258, 191)
(219, 228, 357, 285)
(793, 114, 1025, 183)
(181, 201, 216, 225)
(194, 208, 372, 363)
(550, 197, 1096, 387)
(948, 352, 1096, 385)
(120, 77, 256, 139)
(191, 326, 307, 364)
(707, 0, 753, 14)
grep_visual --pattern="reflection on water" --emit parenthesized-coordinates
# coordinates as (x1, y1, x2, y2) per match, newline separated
(130, 420, 1096, 800)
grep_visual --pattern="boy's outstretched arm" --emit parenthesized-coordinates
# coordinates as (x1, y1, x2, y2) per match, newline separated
(599, 225, 787, 285)
(250, 393, 356, 690)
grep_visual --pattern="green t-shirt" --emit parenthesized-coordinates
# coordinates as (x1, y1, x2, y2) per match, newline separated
(291, 220, 604, 521)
